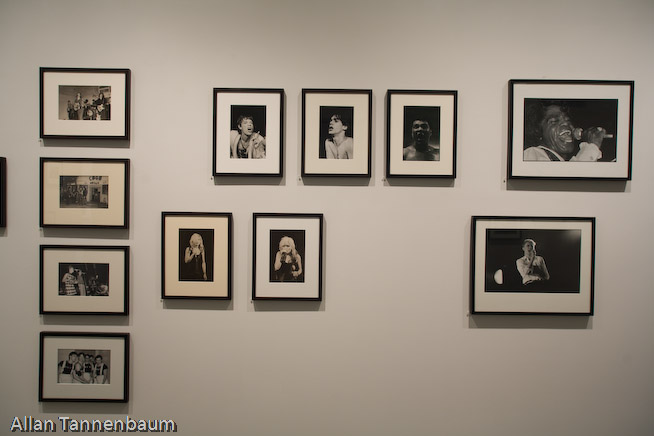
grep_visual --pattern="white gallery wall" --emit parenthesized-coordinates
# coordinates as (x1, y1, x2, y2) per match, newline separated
(1, 0, 653, 434)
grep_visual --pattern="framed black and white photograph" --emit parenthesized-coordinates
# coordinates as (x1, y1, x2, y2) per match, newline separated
(386, 90, 457, 178)
(40, 158, 129, 229)
(509, 80, 634, 180)
(302, 89, 372, 177)
(470, 216, 595, 315)
(40, 67, 130, 139)
(40, 245, 129, 315)
(213, 88, 284, 176)
(0, 157, 6, 227)
(162, 212, 232, 299)
(39, 332, 129, 402)
(253, 213, 323, 300)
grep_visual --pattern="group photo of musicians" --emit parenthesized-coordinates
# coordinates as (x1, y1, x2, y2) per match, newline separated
(59, 175, 109, 209)
(58, 85, 111, 121)
(57, 349, 110, 384)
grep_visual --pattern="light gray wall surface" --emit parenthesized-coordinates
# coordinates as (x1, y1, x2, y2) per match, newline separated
(1, 0, 653, 434)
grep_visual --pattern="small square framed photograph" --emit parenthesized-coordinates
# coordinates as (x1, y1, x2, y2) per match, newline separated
(302, 89, 372, 177)
(253, 213, 323, 300)
(213, 88, 284, 176)
(40, 67, 130, 139)
(39, 332, 129, 402)
(162, 212, 232, 299)
(40, 158, 129, 229)
(386, 90, 457, 178)
(40, 245, 129, 315)
(0, 157, 6, 227)
(509, 79, 634, 180)
(471, 216, 595, 315)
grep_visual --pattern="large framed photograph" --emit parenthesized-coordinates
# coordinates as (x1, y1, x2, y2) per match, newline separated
(213, 88, 284, 176)
(39, 332, 129, 402)
(0, 157, 6, 227)
(40, 245, 129, 315)
(162, 212, 232, 299)
(302, 89, 372, 177)
(471, 216, 595, 315)
(40, 67, 130, 139)
(386, 90, 457, 178)
(509, 79, 634, 180)
(40, 158, 129, 229)
(253, 213, 323, 300)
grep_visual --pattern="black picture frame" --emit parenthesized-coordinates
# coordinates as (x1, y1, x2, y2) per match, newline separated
(386, 89, 458, 178)
(470, 216, 595, 315)
(40, 157, 130, 229)
(40, 245, 129, 315)
(39, 331, 129, 402)
(508, 79, 634, 180)
(40, 67, 131, 140)
(302, 89, 372, 177)
(253, 213, 323, 300)
(0, 157, 6, 227)
(213, 88, 284, 177)
(162, 212, 233, 299)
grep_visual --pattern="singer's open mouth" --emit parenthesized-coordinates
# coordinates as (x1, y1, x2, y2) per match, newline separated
(558, 129, 573, 142)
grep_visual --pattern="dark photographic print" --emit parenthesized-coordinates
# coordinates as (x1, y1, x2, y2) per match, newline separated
(40, 332, 129, 402)
(58, 263, 109, 296)
(484, 229, 582, 293)
(319, 106, 354, 159)
(58, 85, 111, 121)
(253, 213, 322, 300)
(41, 158, 129, 228)
(230, 105, 267, 159)
(178, 228, 214, 281)
(302, 89, 371, 176)
(41, 245, 129, 315)
(523, 99, 618, 162)
(508, 80, 633, 180)
(213, 88, 283, 176)
(57, 349, 111, 384)
(269, 230, 305, 283)
(386, 90, 457, 178)
(0, 157, 5, 227)
(403, 106, 440, 161)
(59, 176, 108, 208)
(471, 216, 595, 315)
(40, 68, 130, 139)
(162, 212, 232, 299)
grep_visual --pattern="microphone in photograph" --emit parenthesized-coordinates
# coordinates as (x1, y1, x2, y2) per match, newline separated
(572, 127, 614, 140)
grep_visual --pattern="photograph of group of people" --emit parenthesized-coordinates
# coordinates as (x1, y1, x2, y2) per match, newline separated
(59, 175, 109, 208)
(484, 228, 583, 293)
(229, 105, 267, 159)
(57, 349, 110, 384)
(522, 98, 618, 162)
(269, 230, 305, 282)
(178, 229, 214, 281)
(59, 85, 111, 121)
(59, 262, 110, 296)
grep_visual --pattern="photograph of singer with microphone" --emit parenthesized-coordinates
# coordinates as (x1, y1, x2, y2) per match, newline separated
(523, 99, 618, 162)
